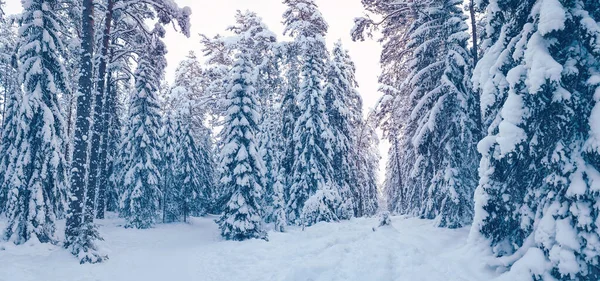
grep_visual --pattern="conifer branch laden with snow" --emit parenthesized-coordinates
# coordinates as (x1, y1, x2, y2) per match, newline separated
(470, 0, 600, 279)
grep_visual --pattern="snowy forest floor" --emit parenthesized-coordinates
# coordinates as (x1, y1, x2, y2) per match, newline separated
(0, 215, 502, 281)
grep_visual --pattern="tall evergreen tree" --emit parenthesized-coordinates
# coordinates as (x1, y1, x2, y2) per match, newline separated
(166, 86, 214, 220)
(2, 0, 68, 245)
(172, 52, 211, 140)
(217, 51, 266, 241)
(118, 33, 165, 229)
(402, 0, 479, 228)
(471, 0, 600, 279)
(0, 17, 19, 213)
(172, 54, 216, 214)
(283, 0, 340, 226)
(160, 111, 179, 223)
(325, 41, 376, 218)
(279, 42, 300, 214)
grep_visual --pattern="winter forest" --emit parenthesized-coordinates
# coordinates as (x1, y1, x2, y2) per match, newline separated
(0, 0, 598, 280)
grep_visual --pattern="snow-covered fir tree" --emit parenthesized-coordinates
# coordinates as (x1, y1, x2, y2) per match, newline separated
(355, 0, 480, 227)
(217, 50, 266, 241)
(172, 54, 216, 214)
(171, 86, 214, 219)
(227, 11, 286, 227)
(160, 111, 180, 223)
(2, 0, 69, 244)
(282, 0, 341, 226)
(324, 42, 356, 219)
(402, 0, 480, 228)
(279, 41, 301, 213)
(227, 10, 278, 105)
(0, 15, 18, 126)
(0, 16, 19, 213)
(259, 78, 287, 229)
(102, 70, 125, 215)
(172, 52, 211, 140)
(471, 0, 600, 279)
(118, 33, 165, 229)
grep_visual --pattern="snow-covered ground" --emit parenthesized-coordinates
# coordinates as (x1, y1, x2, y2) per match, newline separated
(0, 215, 499, 281)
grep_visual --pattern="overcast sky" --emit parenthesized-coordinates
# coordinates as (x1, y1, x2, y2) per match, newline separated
(4, 0, 389, 180)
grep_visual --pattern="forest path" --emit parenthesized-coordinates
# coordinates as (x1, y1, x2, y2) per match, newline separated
(0, 215, 496, 281)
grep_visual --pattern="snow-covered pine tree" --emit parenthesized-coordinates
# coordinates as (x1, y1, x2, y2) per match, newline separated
(271, 168, 287, 232)
(178, 119, 212, 219)
(0, 15, 18, 128)
(169, 86, 213, 220)
(257, 65, 288, 227)
(172, 52, 211, 140)
(118, 32, 165, 229)
(102, 69, 123, 214)
(227, 10, 278, 105)
(198, 33, 234, 125)
(0, 17, 19, 213)
(471, 0, 600, 279)
(217, 50, 266, 241)
(282, 0, 340, 226)
(59, 1, 82, 169)
(226, 10, 285, 226)
(88, 0, 114, 221)
(325, 41, 373, 218)
(334, 47, 380, 217)
(198, 34, 235, 212)
(357, 0, 479, 227)
(2, 0, 69, 244)
(402, 0, 480, 228)
(279, 41, 300, 213)
(172, 54, 216, 214)
(354, 112, 380, 217)
(160, 110, 180, 223)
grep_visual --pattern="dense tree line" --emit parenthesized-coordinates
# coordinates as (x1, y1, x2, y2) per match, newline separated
(0, 0, 380, 261)
(354, 0, 600, 279)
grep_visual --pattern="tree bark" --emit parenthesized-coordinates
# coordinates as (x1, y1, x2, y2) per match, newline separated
(65, 0, 94, 245)
(94, 0, 114, 220)
(469, 0, 478, 65)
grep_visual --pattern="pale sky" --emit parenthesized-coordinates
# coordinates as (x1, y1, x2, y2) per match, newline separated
(3, 0, 389, 181)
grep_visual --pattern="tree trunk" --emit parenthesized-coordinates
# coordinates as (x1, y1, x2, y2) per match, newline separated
(65, 96, 73, 163)
(65, 0, 94, 245)
(94, 0, 114, 220)
(393, 139, 403, 212)
(469, 0, 478, 65)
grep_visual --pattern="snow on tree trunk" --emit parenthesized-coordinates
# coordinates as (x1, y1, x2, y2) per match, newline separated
(64, 0, 106, 264)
